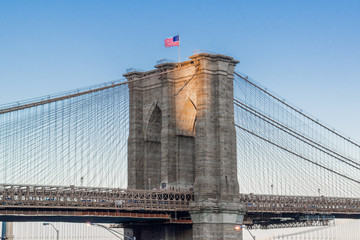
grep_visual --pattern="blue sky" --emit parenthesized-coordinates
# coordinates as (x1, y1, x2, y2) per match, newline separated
(1, 0, 360, 140)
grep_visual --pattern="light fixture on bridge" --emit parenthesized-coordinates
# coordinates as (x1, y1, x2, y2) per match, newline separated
(86, 223, 134, 240)
(235, 225, 256, 240)
(234, 225, 242, 231)
(42, 223, 59, 240)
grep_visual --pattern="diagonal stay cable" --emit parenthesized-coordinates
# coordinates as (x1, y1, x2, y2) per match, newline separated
(0, 67, 185, 114)
(234, 97, 360, 168)
(234, 72, 360, 149)
(234, 123, 360, 185)
(234, 99, 360, 170)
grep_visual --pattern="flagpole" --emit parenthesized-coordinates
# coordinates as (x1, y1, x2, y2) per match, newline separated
(178, 43, 180, 63)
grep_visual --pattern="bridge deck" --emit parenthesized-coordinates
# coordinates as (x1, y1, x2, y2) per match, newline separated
(1, 184, 360, 222)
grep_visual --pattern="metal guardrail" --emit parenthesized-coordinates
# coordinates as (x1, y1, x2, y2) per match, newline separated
(1, 184, 359, 216)
(247, 219, 333, 230)
(0, 184, 193, 212)
(240, 194, 360, 215)
(156, 59, 176, 65)
(125, 68, 145, 73)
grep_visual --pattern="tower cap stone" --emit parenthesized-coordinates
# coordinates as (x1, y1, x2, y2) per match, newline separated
(190, 53, 239, 65)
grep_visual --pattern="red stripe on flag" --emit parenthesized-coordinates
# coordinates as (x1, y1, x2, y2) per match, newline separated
(164, 38, 179, 47)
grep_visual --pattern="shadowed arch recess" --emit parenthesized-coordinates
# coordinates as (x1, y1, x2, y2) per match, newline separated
(144, 105, 162, 189)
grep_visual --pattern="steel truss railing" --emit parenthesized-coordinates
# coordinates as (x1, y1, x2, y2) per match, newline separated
(1, 184, 359, 216)
(240, 194, 360, 215)
(0, 184, 193, 212)
(247, 220, 332, 230)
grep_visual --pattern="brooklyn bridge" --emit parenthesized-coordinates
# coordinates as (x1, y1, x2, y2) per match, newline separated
(1, 53, 359, 239)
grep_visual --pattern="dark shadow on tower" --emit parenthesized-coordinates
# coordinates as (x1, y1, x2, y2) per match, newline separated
(144, 105, 162, 189)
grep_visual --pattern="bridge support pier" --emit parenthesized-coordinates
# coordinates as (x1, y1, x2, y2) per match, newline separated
(125, 53, 245, 240)
(190, 204, 244, 240)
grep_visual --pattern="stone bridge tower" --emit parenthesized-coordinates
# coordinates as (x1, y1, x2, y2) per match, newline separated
(124, 53, 244, 240)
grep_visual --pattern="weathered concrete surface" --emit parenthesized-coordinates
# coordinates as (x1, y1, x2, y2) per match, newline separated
(125, 60, 198, 191)
(124, 53, 244, 239)
(188, 54, 244, 240)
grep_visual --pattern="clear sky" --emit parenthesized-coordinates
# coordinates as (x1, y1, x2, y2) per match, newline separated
(1, 0, 359, 142)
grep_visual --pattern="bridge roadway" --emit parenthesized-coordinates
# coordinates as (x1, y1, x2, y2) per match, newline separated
(0, 184, 359, 224)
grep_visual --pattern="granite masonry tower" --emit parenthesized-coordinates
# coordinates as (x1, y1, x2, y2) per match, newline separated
(124, 53, 244, 240)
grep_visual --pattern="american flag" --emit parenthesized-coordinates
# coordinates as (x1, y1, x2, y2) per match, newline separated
(164, 35, 179, 47)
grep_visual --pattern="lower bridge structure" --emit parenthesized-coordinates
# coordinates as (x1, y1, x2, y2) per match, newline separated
(1, 184, 359, 225)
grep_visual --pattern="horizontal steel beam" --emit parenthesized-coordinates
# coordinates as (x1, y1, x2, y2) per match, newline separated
(1, 184, 360, 218)
(0, 184, 193, 212)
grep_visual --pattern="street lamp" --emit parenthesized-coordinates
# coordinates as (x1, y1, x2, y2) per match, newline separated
(42, 223, 59, 240)
(86, 223, 134, 240)
(234, 225, 255, 240)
